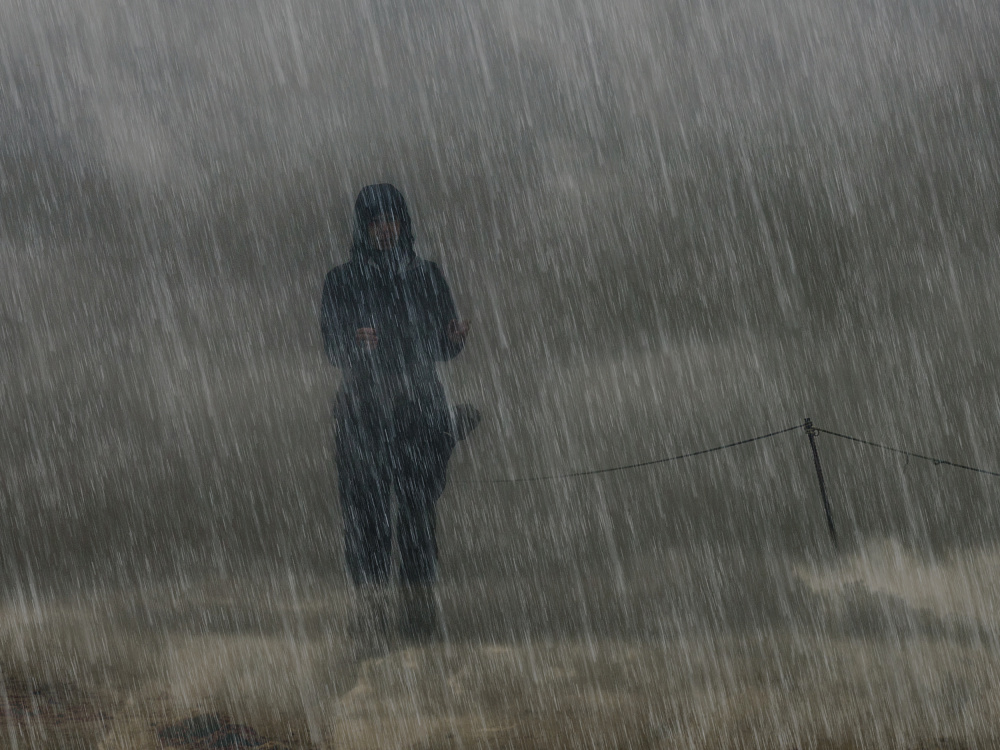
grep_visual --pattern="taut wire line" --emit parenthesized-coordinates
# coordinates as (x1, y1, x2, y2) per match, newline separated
(815, 427, 1000, 478)
(475, 424, 802, 484)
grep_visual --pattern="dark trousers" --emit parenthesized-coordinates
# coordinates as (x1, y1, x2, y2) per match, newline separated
(336, 392, 455, 586)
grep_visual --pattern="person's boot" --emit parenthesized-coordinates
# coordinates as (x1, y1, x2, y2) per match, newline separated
(349, 583, 393, 653)
(398, 583, 441, 641)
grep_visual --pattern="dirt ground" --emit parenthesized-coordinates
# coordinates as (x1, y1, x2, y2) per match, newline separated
(1, 632, 997, 749)
(1, 566, 999, 750)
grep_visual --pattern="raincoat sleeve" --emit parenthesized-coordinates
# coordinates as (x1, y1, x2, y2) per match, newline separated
(319, 270, 357, 368)
(428, 262, 464, 362)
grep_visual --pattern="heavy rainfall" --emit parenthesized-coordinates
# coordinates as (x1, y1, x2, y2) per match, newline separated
(0, 0, 998, 747)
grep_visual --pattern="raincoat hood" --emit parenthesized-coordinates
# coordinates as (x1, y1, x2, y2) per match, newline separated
(351, 183, 415, 266)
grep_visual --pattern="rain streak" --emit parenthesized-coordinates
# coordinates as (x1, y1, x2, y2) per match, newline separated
(0, 1, 999, 748)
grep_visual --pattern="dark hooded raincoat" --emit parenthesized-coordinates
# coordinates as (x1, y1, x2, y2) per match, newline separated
(320, 184, 464, 585)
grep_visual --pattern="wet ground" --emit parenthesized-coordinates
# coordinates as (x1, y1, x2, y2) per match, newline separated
(0, 637, 993, 749)
(2, 543, 1000, 750)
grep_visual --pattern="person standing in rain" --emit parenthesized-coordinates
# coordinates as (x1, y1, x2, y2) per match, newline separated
(320, 183, 472, 639)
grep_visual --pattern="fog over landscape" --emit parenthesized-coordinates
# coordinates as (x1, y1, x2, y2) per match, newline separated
(0, 1, 999, 747)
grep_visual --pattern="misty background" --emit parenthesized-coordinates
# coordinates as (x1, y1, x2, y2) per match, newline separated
(0, 0, 998, 619)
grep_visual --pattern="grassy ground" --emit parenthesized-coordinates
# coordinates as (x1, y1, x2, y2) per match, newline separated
(0, 576, 998, 749)
(0, 636, 996, 749)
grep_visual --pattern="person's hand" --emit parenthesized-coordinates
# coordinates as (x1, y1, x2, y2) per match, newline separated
(447, 319, 470, 345)
(356, 327, 378, 351)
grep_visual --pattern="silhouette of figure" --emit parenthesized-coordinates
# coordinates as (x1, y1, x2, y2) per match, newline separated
(320, 183, 471, 637)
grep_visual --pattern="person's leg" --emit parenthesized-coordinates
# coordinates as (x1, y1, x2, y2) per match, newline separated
(394, 427, 453, 585)
(337, 405, 395, 646)
(393, 411, 455, 637)
(337, 404, 393, 586)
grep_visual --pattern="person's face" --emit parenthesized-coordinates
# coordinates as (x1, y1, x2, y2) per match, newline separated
(368, 214, 402, 254)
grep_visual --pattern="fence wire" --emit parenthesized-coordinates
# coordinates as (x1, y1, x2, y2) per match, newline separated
(815, 427, 1000, 478)
(473, 424, 801, 484)
(464, 420, 1000, 484)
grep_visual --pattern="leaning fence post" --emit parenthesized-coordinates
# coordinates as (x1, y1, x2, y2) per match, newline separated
(804, 418, 838, 548)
